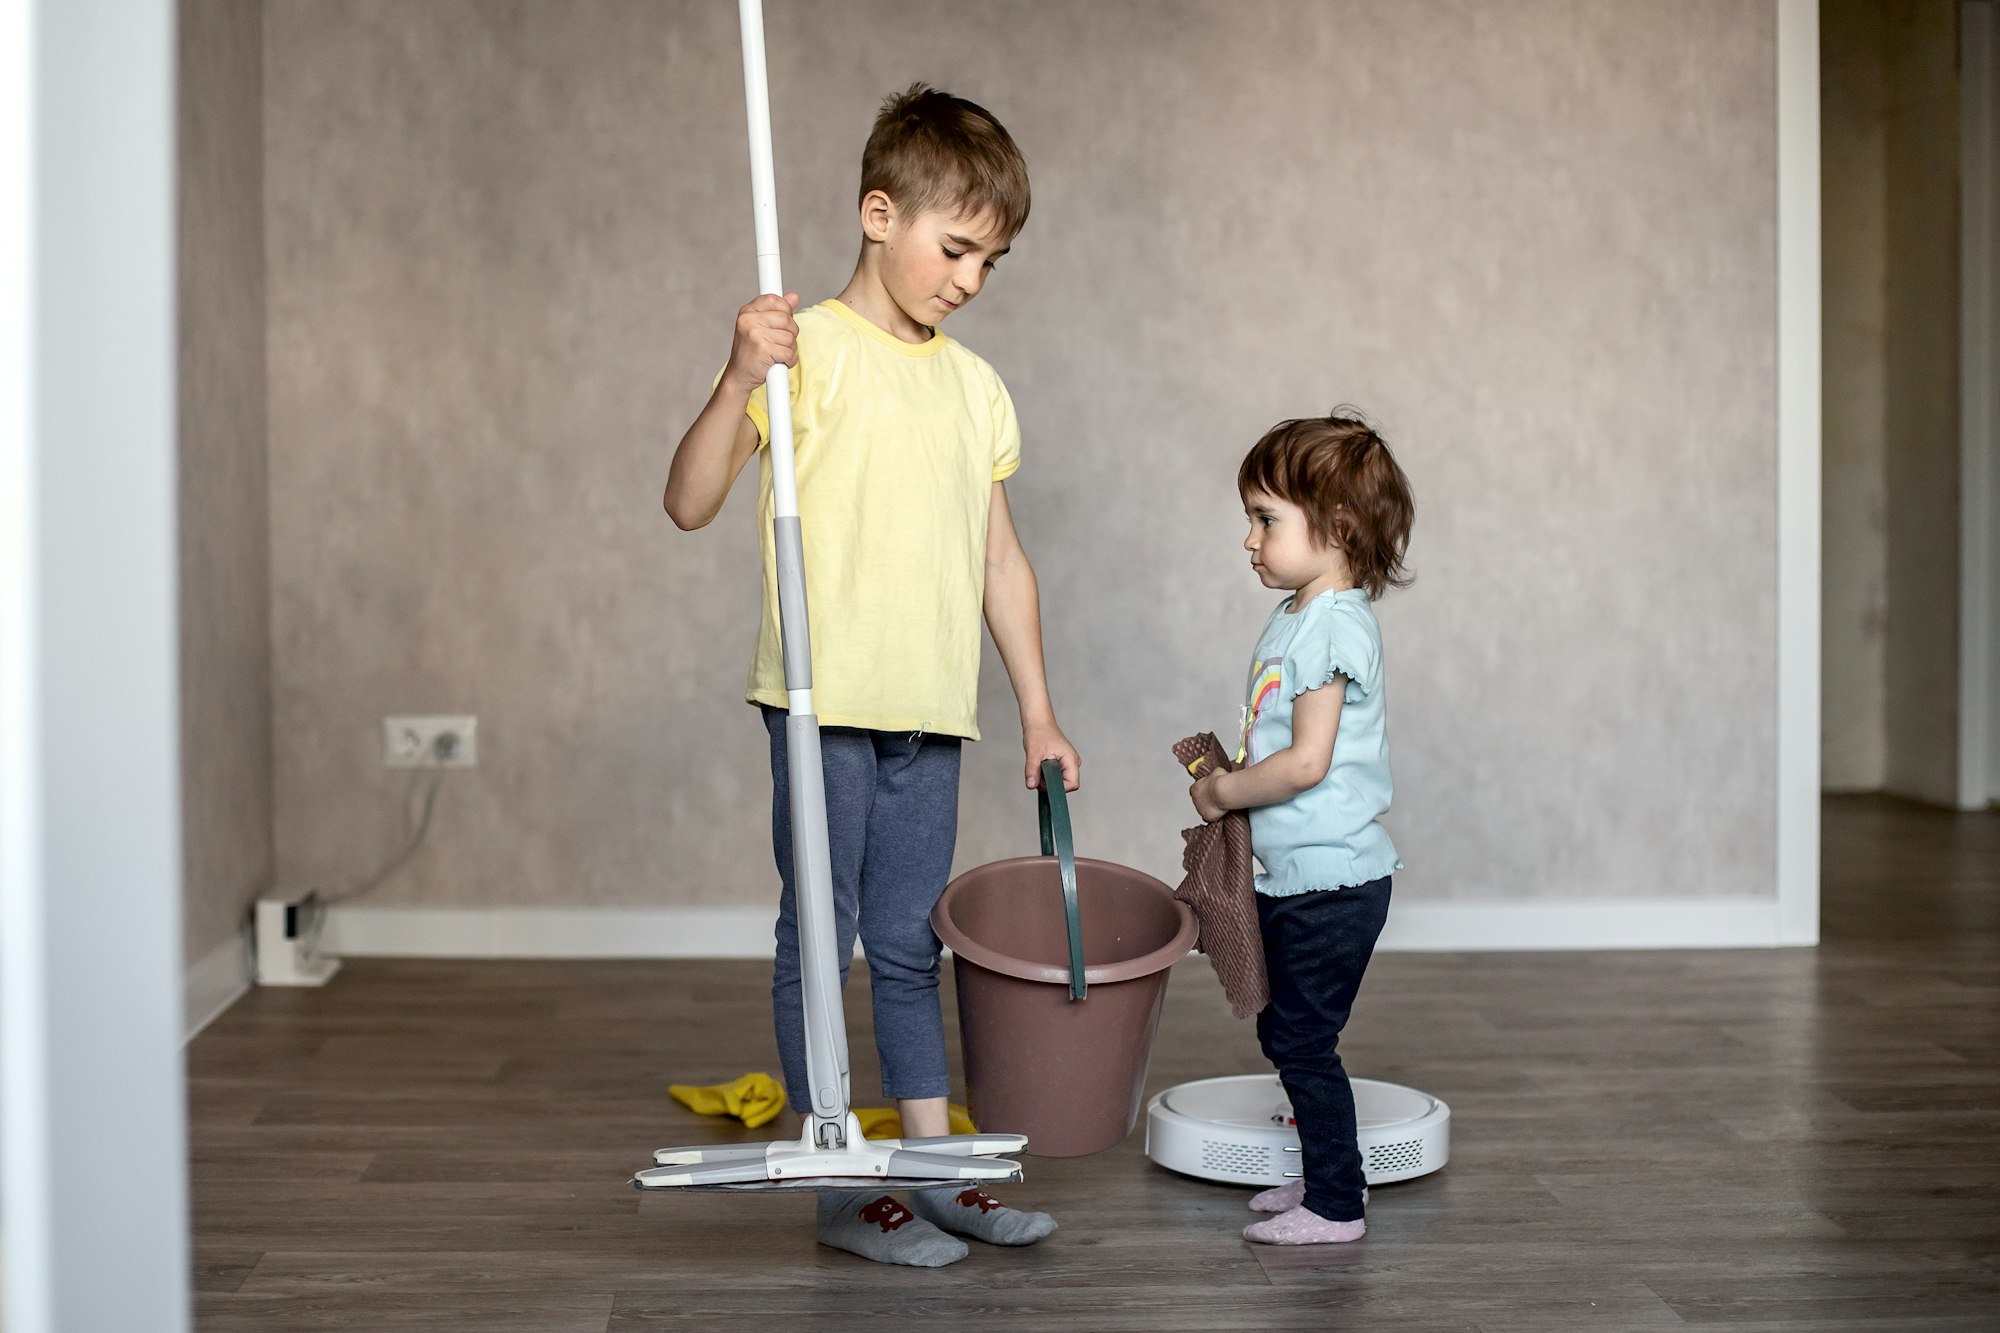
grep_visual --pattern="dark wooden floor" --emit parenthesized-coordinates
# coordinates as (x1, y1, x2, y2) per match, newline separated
(189, 795, 2000, 1331)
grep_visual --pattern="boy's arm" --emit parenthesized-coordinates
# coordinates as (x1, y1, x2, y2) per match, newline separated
(982, 481, 1081, 792)
(662, 293, 797, 530)
(663, 392, 761, 530)
(1193, 682, 1341, 819)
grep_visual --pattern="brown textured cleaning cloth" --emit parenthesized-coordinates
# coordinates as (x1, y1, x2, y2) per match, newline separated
(1173, 732, 1269, 1019)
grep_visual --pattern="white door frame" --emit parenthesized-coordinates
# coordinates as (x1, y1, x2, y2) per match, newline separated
(1962, 0, 2000, 809)
(0, 3, 191, 1331)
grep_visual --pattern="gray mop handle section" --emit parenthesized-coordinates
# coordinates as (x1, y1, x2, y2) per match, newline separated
(774, 516, 811, 690)
(785, 713, 849, 1122)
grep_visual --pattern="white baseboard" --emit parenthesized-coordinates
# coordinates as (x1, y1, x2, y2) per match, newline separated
(1375, 897, 1789, 951)
(324, 906, 783, 959)
(183, 929, 253, 1041)
(325, 896, 1795, 961)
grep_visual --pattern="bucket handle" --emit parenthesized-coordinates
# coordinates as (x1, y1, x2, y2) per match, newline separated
(1037, 759, 1087, 1001)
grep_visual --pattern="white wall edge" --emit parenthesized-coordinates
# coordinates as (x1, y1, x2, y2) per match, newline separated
(5, 2, 190, 1328)
(183, 930, 252, 1042)
(0, 1, 46, 1324)
(1776, 0, 1823, 943)
(325, 900, 1797, 960)
(1961, 0, 1998, 809)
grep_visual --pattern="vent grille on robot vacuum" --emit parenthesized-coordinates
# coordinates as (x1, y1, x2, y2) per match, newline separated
(1201, 1141, 1272, 1175)
(1366, 1138, 1424, 1174)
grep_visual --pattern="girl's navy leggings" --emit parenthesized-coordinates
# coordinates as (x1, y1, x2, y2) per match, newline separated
(1256, 876, 1393, 1222)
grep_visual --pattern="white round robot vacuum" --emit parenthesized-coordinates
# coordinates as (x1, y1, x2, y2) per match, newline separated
(1145, 1075, 1450, 1187)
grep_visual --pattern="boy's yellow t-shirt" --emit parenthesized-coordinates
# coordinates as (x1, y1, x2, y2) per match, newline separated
(737, 299, 1020, 740)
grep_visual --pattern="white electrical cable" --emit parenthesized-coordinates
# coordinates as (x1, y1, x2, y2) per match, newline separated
(320, 768, 446, 908)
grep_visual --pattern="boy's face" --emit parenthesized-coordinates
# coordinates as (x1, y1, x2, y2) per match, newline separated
(867, 195, 1011, 327)
(1242, 488, 1344, 592)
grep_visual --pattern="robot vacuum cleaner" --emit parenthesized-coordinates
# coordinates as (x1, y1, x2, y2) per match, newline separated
(1145, 1075, 1450, 1187)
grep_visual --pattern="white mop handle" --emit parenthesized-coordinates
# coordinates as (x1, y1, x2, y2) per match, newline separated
(739, 1, 847, 1132)
(735, 0, 799, 527)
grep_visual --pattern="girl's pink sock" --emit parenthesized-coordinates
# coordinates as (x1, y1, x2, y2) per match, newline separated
(1248, 1181, 1366, 1213)
(1242, 1204, 1366, 1245)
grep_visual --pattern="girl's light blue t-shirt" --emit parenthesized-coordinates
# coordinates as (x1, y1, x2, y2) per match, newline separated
(1237, 588, 1401, 896)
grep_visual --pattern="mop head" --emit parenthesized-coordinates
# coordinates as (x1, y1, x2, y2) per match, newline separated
(638, 1171, 1021, 1194)
(637, 1109, 1027, 1194)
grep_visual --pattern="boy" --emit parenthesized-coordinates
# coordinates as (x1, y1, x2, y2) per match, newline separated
(663, 85, 1079, 1268)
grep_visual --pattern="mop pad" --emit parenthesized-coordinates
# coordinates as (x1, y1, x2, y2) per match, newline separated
(668, 1072, 787, 1129)
(1173, 732, 1270, 1019)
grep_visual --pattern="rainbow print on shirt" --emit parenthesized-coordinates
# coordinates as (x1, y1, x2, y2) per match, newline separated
(1238, 656, 1285, 765)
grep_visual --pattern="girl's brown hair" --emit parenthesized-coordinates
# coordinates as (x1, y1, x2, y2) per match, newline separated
(1238, 411, 1414, 600)
(861, 83, 1031, 240)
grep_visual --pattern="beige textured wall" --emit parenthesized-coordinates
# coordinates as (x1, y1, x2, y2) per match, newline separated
(1881, 0, 1963, 804)
(265, 0, 1779, 914)
(1820, 0, 1890, 792)
(178, 0, 273, 968)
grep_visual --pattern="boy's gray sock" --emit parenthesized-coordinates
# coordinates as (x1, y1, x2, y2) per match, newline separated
(816, 1191, 968, 1267)
(910, 1186, 1058, 1246)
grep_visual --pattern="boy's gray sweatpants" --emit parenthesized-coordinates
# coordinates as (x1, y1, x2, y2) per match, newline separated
(762, 706, 960, 1105)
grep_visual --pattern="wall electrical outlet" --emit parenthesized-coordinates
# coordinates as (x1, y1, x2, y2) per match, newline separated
(382, 715, 478, 768)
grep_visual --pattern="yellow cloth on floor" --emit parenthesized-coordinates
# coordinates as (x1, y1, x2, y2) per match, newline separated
(667, 1076, 975, 1138)
(668, 1072, 787, 1130)
(855, 1104, 978, 1140)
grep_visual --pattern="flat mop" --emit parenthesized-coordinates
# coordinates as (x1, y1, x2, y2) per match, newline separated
(632, 0, 1026, 1193)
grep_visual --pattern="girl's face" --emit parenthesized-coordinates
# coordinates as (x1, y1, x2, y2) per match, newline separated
(1242, 488, 1348, 592)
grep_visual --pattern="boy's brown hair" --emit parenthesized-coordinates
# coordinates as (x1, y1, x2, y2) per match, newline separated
(861, 83, 1030, 240)
(1238, 411, 1415, 600)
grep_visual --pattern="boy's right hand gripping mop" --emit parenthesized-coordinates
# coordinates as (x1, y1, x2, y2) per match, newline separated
(1173, 733, 1269, 1020)
(632, 0, 1025, 1193)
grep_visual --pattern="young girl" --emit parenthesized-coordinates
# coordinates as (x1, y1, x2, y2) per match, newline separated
(1189, 412, 1414, 1246)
